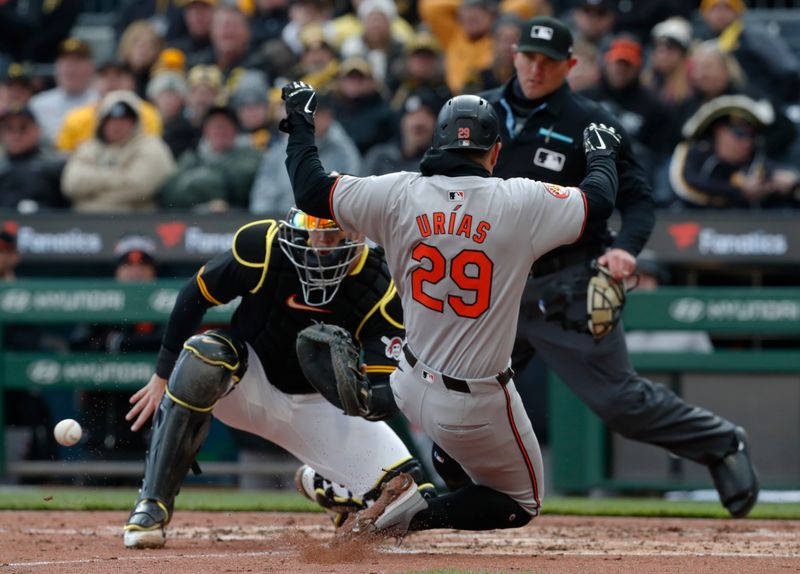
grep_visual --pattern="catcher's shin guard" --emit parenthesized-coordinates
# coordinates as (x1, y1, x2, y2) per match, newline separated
(124, 330, 247, 549)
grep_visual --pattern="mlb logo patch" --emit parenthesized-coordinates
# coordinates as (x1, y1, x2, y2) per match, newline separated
(448, 191, 465, 201)
(422, 370, 435, 384)
(531, 26, 553, 40)
(534, 147, 566, 172)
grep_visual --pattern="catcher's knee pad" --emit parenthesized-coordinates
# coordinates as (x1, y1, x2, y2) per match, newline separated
(432, 443, 472, 491)
(168, 329, 248, 409)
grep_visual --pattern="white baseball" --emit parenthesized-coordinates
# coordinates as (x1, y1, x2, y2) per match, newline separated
(54, 419, 82, 447)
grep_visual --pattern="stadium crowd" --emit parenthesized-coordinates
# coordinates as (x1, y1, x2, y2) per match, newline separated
(0, 0, 799, 214)
(1, 0, 799, 481)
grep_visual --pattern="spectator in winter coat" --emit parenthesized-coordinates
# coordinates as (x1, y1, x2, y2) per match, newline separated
(0, 106, 67, 211)
(419, 0, 495, 94)
(641, 17, 694, 109)
(340, 0, 406, 86)
(28, 38, 96, 143)
(57, 59, 163, 154)
(669, 95, 800, 209)
(363, 90, 440, 175)
(330, 56, 395, 155)
(161, 104, 261, 211)
(147, 70, 198, 158)
(0, 63, 35, 114)
(580, 37, 675, 172)
(683, 41, 796, 158)
(700, 0, 800, 105)
(61, 91, 175, 212)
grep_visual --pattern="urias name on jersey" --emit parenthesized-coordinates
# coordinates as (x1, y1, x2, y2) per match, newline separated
(415, 211, 491, 245)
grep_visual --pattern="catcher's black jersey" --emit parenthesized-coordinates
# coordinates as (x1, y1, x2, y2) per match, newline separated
(156, 219, 404, 394)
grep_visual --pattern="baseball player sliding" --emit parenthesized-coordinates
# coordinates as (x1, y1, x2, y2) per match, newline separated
(122, 210, 430, 548)
(282, 81, 621, 536)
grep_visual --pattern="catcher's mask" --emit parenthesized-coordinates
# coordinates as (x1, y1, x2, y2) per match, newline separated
(278, 207, 365, 306)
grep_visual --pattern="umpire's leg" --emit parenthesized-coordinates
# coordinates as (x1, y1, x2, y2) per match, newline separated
(519, 311, 737, 464)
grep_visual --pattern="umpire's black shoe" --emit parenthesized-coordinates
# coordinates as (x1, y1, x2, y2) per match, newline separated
(709, 427, 759, 518)
(124, 498, 170, 548)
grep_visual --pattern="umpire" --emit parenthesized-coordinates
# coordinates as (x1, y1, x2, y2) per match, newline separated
(481, 16, 758, 517)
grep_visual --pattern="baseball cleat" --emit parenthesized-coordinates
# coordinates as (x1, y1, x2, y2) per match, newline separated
(294, 465, 363, 527)
(294, 464, 318, 502)
(710, 426, 759, 518)
(123, 499, 169, 549)
(337, 472, 428, 540)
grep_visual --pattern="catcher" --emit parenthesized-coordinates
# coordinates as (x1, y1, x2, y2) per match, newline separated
(122, 208, 430, 549)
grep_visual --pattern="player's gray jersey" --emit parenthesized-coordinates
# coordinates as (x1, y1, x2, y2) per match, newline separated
(332, 171, 586, 378)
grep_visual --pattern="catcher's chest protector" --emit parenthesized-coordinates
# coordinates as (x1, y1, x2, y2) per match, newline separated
(232, 246, 395, 394)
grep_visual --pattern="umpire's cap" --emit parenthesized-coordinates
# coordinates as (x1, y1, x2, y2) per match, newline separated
(432, 95, 500, 151)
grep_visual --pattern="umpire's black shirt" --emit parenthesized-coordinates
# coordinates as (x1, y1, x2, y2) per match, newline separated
(481, 79, 655, 267)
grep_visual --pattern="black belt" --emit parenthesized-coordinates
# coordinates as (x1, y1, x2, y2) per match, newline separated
(532, 249, 597, 277)
(402, 345, 514, 394)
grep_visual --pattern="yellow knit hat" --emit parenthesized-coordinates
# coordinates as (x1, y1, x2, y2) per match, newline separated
(700, 0, 746, 15)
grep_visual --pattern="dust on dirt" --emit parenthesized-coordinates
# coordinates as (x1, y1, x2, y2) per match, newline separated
(1, 511, 799, 574)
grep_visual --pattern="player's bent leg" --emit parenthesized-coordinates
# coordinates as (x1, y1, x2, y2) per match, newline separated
(124, 330, 247, 549)
(431, 442, 472, 491)
(337, 370, 542, 540)
(410, 484, 532, 531)
(338, 475, 528, 539)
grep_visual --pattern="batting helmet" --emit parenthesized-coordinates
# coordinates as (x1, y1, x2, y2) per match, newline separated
(432, 95, 500, 151)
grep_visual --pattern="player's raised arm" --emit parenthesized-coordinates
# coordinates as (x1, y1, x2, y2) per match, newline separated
(578, 122, 621, 221)
(281, 81, 340, 220)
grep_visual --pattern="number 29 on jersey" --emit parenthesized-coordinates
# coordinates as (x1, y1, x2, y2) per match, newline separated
(410, 243, 493, 319)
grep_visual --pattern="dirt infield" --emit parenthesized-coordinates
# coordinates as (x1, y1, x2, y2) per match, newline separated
(1, 511, 799, 573)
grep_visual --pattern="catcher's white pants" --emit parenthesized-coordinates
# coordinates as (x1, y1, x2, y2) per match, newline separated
(391, 349, 544, 515)
(213, 344, 412, 497)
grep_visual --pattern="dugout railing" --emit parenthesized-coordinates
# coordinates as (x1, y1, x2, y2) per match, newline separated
(1, 281, 799, 490)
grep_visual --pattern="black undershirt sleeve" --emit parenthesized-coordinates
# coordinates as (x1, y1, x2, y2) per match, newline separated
(154, 280, 214, 379)
(154, 251, 263, 379)
(285, 120, 339, 219)
(613, 153, 656, 256)
(579, 153, 618, 222)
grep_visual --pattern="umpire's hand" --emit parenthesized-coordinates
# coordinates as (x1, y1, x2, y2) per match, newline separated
(583, 122, 622, 159)
(279, 80, 317, 133)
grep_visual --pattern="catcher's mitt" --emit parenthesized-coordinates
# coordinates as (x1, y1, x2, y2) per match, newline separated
(296, 323, 369, 416)
(586, 264, 627, 339)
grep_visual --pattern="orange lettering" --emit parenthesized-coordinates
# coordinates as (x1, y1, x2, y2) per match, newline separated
(448, 211, 457, 235)
(433, 212, 446, 234)
(456, 214, 473, 238)
(416, 214, 431, 237)
(472, 221, 491, 244)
